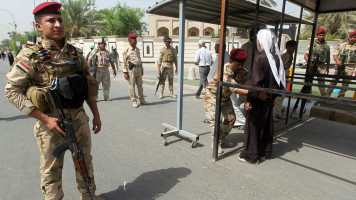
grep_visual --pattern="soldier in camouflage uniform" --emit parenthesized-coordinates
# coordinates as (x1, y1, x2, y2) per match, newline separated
(157, 35, 178, 99)
(204, 49, 250, 154)
(304, 29, 330, 96)
(123, 33, 148, 108)
(273, 40, 297, 119)
(326, 31, 356, 98)
(86, 45, 94, 60)
(111, 47, 121, 72)
(88, 37, 117, 101)
(4, 2, 103, 200)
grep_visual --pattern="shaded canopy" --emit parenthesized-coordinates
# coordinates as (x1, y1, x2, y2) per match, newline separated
(147, 0, 312, 28)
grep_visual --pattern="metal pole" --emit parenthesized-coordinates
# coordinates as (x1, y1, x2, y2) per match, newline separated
(250, 0, 260, 71)
(299, 0, 320, 119)
(177, 0, 186, 130)
(278, 0, 286, 48)
(285, 6, 304, 125)
(213, 0, 228, 161)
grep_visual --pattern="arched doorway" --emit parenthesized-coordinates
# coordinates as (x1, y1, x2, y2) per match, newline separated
(173, 27, 179, 35)
(157, 27, 169, 37)
(188, 27, 199, 37)
(203, 27, 215, 36)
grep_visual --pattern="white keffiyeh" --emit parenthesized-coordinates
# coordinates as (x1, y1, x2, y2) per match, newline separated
(257, 29, 286, 88)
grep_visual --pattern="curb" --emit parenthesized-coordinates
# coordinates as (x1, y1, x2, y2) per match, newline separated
(310, 102, 356, 125)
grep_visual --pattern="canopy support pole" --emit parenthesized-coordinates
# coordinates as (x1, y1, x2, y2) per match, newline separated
(161, 0, 199, 148)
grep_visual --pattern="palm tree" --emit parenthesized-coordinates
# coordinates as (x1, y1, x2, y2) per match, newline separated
(302, 11, 356, 39)
(261, 0, 277, 7)
(60, 0, 101, 38)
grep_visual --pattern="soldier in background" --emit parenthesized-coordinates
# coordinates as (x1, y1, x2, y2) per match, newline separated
(111, 47, 121, 72)
(326, 31, 356, 98)
(123, 33, 148, 108)
(157, 35, 178, 99)
(241, 28, 259, 72)
(304, 29, 330, 96)
(273, 40, 297, 120)
(4, 2, 103, 199)
(86, 45, 94, 60)
(88, 37, 117, 101)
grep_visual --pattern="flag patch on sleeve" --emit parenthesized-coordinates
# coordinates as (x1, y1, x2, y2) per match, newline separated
(16, 61, 30, 73)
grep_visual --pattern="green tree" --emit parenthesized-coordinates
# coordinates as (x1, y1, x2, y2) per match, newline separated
(98, 3, 147, 37)
(60, 0, 100, 38)
(0, 39, 11, 49)
(261, 0, 277, 7)
(301, 11, 356, 40)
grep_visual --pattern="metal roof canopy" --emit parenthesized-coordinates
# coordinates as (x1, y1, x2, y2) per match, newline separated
(288, 0, 356, 13)
(147, 0, 312, 28)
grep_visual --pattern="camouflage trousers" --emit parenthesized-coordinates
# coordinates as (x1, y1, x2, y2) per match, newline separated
(127, 66, 144, 102)
(326, 64, 356, 98)
(315, 64, 327, 96)
(160, 66, 174, 95)
(204, 91, 236, 141)
(96, 67, 111, 99)
(114, 59, 120, 71)
(34, 108, 95, 200)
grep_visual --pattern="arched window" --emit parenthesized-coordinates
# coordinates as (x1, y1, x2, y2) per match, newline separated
(157, 27, 169, 37)
(203, 27, 214, 36)
(188, 27, 199, 37)
(173, 27, 179, 35)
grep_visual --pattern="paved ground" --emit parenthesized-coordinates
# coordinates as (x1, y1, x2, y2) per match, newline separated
(0, 59, 355, 200)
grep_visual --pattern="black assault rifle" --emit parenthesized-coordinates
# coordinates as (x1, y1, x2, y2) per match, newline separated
(91, 54, 98, 78)
(337, 54, 347, 76)
(290, 53, 320, 117)
(37, 78, 94, 200)
(327, 54, 347, 94)
(155, 67, 167, 95)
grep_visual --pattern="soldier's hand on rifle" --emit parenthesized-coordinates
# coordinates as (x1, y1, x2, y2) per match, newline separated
(124, 72, 129, 80)
(45, 116, 66, 137)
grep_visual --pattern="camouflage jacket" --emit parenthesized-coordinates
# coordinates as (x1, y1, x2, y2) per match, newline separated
(334, 41, 356, 64)
(158, 46, 177, 68)
(5, 39, 95, 115)
(306, 39, 330, 64)
(206, 63, 248, 101)
(122, 46, 142, 72)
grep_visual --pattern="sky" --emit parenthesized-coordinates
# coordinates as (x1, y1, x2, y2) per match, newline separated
(0, 0, 302, 41)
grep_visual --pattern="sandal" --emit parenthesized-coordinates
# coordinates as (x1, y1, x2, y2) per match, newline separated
(203, 119, 210, 123)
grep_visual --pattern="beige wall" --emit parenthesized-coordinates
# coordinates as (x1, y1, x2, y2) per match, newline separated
(148, 14, 228, 38)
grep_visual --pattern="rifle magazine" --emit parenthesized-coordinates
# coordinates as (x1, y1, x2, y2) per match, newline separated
(52, 141, 71, 159)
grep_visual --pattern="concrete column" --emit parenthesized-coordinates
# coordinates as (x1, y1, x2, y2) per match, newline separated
(187, 67, 196, 80)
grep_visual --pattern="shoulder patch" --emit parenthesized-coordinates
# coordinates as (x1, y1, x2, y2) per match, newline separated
(16, 61, 30, 73)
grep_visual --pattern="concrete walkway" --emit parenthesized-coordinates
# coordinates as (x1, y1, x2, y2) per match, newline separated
(0, 60, 355, 200)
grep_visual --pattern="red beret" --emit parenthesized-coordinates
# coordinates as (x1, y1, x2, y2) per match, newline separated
(230, 48, 248, 62)
(349, 31, 356, 37)
(33, 2, 61, 16)
(316, 29, 325, 35)
(128, 33, 137, 38)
